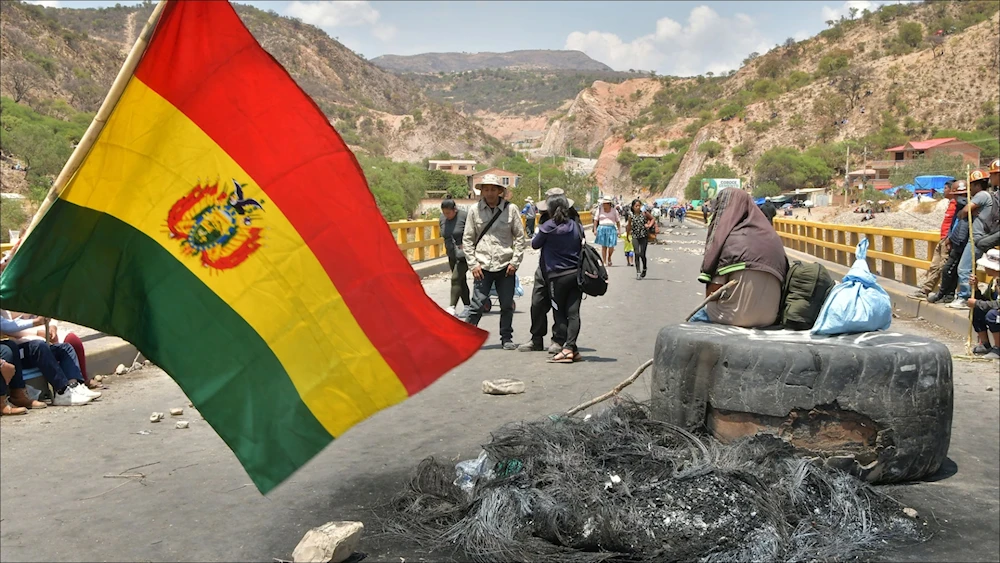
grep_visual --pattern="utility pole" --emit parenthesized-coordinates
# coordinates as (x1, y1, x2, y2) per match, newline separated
(538, 160, 542, 200)
(844, 144, 850, 207)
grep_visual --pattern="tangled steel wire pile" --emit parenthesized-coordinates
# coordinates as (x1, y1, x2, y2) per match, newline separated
(387, 399, 920, 563)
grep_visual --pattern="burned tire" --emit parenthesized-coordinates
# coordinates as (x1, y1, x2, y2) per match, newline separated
(650, 323, 953, 484)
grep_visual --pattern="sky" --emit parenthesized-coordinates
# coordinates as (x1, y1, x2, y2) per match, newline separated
(25, 0, 910, 76)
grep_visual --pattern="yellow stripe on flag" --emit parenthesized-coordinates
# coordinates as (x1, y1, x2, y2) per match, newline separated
(61, 78, 409, 435)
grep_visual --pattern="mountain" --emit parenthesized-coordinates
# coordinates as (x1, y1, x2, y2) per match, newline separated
(0, 0, 503, 162)
(371, 50, 613, 73)
(531, 0, 1000, 199)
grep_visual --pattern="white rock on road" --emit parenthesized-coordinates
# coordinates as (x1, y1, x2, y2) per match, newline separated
(482, 378, 526, 395)
(292, 521, 364, 563)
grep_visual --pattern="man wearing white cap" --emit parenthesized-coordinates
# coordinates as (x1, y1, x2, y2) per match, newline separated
(968, 248, 1000, 360)
(463, 173, 527, 350)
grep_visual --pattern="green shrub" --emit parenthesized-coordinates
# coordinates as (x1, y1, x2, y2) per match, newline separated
(732, 143, 752, 158)
(754, 147, 834, 191)
(717, 102, 743, 120)
(753, 181, 782, 198)
(898, 22, 923, 48)
(817, 49, 853, 76)
(0, 199, 29, 243)
(669, 138, 691, 152)
(697, 141, 723, 158)
(616, 147, 639, 166)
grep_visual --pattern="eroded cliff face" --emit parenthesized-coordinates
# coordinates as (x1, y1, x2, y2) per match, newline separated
(540, 79, 662, 156)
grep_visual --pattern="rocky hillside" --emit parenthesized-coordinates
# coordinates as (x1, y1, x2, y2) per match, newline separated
(371, 49, 612, 73)
(0, 0, 502, 162)
(550, 1, 1000, 199)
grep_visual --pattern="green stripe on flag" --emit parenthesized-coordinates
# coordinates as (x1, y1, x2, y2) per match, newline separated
(0, 199, 331, 493)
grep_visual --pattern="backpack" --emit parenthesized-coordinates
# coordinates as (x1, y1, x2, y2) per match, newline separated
(780, 260, 835, 330)
(574, 223, 608, 297)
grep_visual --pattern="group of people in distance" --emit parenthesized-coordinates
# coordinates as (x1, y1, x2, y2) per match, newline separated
(914, 161, 1000, 359)
(438, 161, 1000, 363)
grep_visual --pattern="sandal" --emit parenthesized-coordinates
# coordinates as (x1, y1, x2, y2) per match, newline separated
(548, 351, 575, 364)
(572, 352, 583, 362)
(2, 403, 28, 416)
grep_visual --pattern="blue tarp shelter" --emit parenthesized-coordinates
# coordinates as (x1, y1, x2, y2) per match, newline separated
(912, 175, 955, 194)
(655, 198, 678, 205)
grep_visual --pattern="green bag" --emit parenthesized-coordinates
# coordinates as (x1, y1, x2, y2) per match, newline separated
(780, 260, 835, 330)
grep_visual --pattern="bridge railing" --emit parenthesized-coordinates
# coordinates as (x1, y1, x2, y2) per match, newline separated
(772, 217, 938, 286)
(0, 210, 598, 266)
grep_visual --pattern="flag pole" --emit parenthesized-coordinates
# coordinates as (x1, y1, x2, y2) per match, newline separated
(10, 0, 168, 257)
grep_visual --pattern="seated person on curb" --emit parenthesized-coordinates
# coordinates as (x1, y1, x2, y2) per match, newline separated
(1, 339, 48, 415)
(0, 316, 99, 406)
(696, 187, 788, 328)
(0, 250, 98, 390)
(968, 249, 1000, 360)
(0, 311, 97, 389)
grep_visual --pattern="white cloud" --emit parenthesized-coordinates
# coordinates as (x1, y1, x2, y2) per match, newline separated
(25, 0, 60, 7)
(820, 0, 917, 24)
(564, 5, 772, 76)
(285, 1, 393, 41)
(820, 0, 878, 23)
(372, 23, 397, 42)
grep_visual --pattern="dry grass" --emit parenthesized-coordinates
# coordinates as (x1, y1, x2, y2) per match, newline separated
(913, 201, 938, 214)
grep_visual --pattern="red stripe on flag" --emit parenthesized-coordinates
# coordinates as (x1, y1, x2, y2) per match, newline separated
(134, 1, 485, 394)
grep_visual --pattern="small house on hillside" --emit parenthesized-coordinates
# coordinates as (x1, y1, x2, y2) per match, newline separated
(848, 137, 982, 190)
(427, 159, 477, 175)
(469, 167, 521, 196)
(885, 138, 980, 166)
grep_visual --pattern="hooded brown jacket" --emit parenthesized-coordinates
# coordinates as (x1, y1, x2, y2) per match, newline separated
(698, 188, 788, 284)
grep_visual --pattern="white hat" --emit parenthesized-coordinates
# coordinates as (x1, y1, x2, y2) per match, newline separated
(978, 248, 1000, 272)
(473, 173, 506, 195)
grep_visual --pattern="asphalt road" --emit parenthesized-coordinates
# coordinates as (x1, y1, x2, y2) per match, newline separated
(1, 222, 997, 562)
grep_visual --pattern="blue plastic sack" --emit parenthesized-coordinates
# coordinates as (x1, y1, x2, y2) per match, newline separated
(811, 239, 892, 335)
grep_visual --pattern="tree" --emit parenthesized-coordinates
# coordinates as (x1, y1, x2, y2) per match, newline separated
(812, 92, 847, 125)
(849, 7, 859, 20)
(929, 34, 946, 58)
(898, 22, 923, 48)
(834, 65, 873, 109)
(3, 62, 43, 103)
(754, 147, 834, 191)
(753, 181, 782, 198)
(616, 147, 639, 166)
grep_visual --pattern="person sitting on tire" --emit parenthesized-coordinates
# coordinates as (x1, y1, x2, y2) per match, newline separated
(697, 187, 788, 328)
(968, 248, 1000, 360)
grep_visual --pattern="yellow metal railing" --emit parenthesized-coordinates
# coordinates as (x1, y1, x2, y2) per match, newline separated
(773, 217, 938, 286)
(0, 211, 599, 266)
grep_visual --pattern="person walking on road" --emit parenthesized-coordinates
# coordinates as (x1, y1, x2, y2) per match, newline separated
(440, 199, 471, 318)
(593, 197, 620, 267)
(626, 199, 654, 280)
(532, 193, 584, 364)
(522, 197, 537, 237)
(463, 174, 527, 350)
(760, 197, 777, 225)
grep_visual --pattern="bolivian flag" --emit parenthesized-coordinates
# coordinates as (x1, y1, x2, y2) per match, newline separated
(0, 0, 486, 493)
